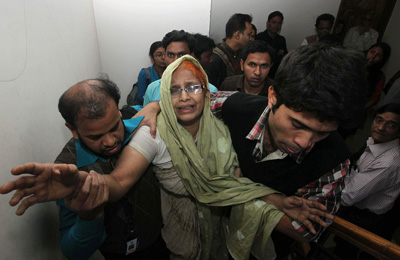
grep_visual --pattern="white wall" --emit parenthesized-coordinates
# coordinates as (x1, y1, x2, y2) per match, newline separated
(93, 0, 212, 106)
(0, 0, 212, 259)
(210, 0, 341, 51)
(0, 0, 101, 259)
(382, 0, 400, 79)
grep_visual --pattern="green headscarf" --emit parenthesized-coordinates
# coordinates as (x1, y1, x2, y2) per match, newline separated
(157, 55, 284, 260)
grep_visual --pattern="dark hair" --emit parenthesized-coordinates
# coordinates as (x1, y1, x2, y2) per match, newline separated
(318, 34, 341, 45)
(315, 13, 335, 28)
(377, 103, 400, 115)
(241, 40, 276, 65)
(58, 78, 120, 128)
(149, 41, 163, 57)
(192, 34, 216, 60)
(251, 23, 257, 34)
(268, 11, 284, 21)
(273, 43, 367, 129)
(225, 13, 252, 38)
(162, 30, 196, 53)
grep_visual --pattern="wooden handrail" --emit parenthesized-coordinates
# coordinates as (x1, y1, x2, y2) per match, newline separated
(327, 216, 400, 260)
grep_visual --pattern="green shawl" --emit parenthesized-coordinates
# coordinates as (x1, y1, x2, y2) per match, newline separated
(157, 55, 284, 260)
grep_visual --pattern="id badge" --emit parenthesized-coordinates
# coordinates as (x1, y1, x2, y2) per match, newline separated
(126, 238, 138, 255)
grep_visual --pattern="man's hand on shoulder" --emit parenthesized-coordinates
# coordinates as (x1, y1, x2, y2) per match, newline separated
(133, 101, 160, 138)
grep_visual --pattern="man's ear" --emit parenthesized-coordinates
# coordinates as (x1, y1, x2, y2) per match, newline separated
(268, 86, 277, 109)
(234, 30, 241, 40)
(240, 59, 244, 71)
(65, 122, 79, 139)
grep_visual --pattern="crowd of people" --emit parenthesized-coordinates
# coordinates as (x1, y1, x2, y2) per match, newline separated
(0, 8, 399, 260)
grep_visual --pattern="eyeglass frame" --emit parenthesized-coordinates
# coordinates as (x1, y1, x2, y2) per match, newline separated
(170, 84, 204, 97)
(153, 52, 165, 58)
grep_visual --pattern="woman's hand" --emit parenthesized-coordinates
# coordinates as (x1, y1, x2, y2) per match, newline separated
(0, 162, 88, 215)
(262, 194, 334, 234)
(133, 101, 160, 138)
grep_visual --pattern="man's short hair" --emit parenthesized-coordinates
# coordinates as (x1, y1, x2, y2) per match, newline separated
(225, 13, 252, 39)
(268, 11, 284, 21)
(315, 13, 335, 28)
(192, 34, 216, 59)
(162, 30, 196, 53)
(377, 103, 400, 116)
(241, 40, 276, 65)
(272, 43, 367, 129)
(58, 78, 121, 128)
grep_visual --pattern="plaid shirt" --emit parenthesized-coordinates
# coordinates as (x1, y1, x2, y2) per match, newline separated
(210, 91, 348, 241)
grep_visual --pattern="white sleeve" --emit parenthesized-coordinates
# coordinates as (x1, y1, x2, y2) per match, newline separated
(128, 126, 173, 169)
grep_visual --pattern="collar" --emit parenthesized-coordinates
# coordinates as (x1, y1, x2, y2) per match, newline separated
(76, 116, 144, 168)
(246, 106, 313, 163)
(366, 137, 400, 157)
(240, 76, 271, 96)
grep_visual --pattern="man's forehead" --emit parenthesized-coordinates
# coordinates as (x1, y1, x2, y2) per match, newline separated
(75, 100, 120, 130)
(245, 52, 271, 62)
(376, 112, 400, 122)
(166, 41, 190, 53)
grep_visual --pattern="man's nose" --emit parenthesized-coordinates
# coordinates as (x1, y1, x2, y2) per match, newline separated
(102, 133, 116, 147)
(254, 66, 261, 75)
(294, 132, 313, 150)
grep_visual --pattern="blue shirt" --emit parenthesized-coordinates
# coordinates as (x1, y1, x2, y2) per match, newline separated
(136, 65, 161, 105)
(143, 79, 219, 106)
(57, 116, 143, 260)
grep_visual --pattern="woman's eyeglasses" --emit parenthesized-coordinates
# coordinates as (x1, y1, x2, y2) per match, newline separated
(170, 85, 204, 97)
(153, 52, 165, 58)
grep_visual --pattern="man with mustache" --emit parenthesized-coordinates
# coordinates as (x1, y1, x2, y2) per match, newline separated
(219, 40, 274, 96)
(49, 79, 168, 260)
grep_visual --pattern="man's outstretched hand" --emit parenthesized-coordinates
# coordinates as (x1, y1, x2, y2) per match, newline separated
(0, 162, 88, 215)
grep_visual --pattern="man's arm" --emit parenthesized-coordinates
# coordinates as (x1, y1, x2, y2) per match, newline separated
(342, 164, 395, 207)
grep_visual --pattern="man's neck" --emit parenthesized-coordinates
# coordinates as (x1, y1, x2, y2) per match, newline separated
(225, 38, 241, 53)
(243, 79, 264, 95)
(267, 30, 277, 39)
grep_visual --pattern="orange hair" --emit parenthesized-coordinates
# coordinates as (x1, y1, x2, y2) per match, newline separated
(175, 60, 208, 91)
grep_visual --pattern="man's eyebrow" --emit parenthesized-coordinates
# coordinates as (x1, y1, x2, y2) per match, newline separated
(86, 120, 120, 138)
(291, 118, 335, 135)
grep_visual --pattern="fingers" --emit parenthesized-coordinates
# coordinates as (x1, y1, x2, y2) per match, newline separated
(308, 207, 334, 220)
(65, 174, 93, 211)
(301, 219, 317, 235)
(304, 199, 327, 211)
(15, 196, 39, 216)
(11, 162, 48, 176)
(0, 175, 37, 195)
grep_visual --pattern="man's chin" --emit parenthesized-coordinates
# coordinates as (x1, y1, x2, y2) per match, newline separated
(102, 144, 122, 158)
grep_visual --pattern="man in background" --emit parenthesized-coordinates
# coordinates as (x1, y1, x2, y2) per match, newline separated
(208, 13, 253, 88)
(256, 11, 288, 79)
(219, 40, 274, 96)
(301, 13, 335, 45)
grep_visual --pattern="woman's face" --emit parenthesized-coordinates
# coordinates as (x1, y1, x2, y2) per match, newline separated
(366, 46, 384, 66)
(152, 47, 166, 68)
(170, 68, 205, 127)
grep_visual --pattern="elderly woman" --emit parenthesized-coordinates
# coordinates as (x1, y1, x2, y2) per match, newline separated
(2, 56, 329, 260)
